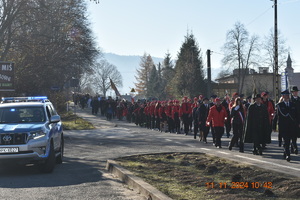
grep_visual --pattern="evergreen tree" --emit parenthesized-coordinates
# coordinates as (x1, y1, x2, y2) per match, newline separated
(147, 65, 159, 98)
(134, 53, 154, 97)
(161, 52, 175, 99)
(172, 33, 205, 98)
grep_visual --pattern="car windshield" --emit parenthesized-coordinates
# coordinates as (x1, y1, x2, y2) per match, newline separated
(0, 107, 46, 123)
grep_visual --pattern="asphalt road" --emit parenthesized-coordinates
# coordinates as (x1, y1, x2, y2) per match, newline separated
(0, 107, 299, 200)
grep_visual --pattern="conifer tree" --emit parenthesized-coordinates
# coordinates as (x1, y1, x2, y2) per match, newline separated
(134, 53, 154, 97)
(161, 52, 175, 99)
(147, 65, 159, 98)
(172, 33, 205, 98)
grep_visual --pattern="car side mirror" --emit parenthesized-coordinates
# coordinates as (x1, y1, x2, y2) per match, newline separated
(50, 115, 61, 123)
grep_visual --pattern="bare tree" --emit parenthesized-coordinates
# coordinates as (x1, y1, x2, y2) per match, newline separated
(262, 29, 290, 72)
(89, 60, 123, 97)
(0, 0, 26, 60)
(222, 22, 260, 93)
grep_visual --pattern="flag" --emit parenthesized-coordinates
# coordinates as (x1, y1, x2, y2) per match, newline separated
(110, 78, 121, 97)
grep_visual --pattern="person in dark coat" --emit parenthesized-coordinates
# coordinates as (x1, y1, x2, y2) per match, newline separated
(290, 86, 300, 153)
(229, 98, 245, 152)
(91, 96, 99, 115)
(192, 100, 201, 139)
(244, 94, 271, 155)
(273, 90, 299, 161)
(199, 97, 210, 143)
(209, 95, 217, 144)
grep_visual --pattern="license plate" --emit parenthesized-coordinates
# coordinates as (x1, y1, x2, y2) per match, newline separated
(0, 147, 19, 153)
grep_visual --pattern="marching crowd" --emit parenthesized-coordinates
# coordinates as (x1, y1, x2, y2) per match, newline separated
(73, 86, 300, 162)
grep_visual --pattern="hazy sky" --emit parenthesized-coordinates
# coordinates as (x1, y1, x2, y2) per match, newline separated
(86, 0, 300, 81)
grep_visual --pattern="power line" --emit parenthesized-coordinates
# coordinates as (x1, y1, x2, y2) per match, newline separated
(246, 6, 272, 27)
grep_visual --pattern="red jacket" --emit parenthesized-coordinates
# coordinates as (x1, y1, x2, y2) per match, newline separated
(181, 102, 192, 114)
(165, 105, 173, 118)
(206, 105, 228, 127)
(158, 106, 165, 118)
(263, 99, 275, 124)
(172, 105, 181, 119)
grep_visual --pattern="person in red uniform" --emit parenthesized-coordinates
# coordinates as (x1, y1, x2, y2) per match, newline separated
(159, 101, 167, 132)
(166, 100, 174, 133)
(192, 97, 198, 109)
(154, 101, 161, 131)
(261, 91, 275, 148)
(181, 96, 192, 135)
(172, 100, 181, 134)
(149, 101, 156, 130)
(206, 98, 228, 148)
(144, 102, 150, 129)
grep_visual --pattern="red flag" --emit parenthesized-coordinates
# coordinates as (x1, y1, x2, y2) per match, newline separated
(110, 78, 121, 97)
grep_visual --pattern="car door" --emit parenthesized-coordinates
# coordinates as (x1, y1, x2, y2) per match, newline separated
(46, 104, 61, 151)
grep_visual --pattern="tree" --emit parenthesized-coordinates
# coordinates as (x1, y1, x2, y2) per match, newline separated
(147, 65, 159, 98)
(161, 52, 175, 99)
(262, 29, 289, 72)
(172, 33, 205, 98)
(134, 53, 154, 97)
(1, 0, 98, 95)
(222, 21, 260, 94)
(86, 59, 122, 97)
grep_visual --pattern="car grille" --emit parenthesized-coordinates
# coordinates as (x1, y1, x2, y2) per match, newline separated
(0, 133, 28, 145)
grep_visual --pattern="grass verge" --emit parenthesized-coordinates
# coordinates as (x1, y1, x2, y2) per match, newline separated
(116, 152, 300, 200)
(61, 111, 95, 130)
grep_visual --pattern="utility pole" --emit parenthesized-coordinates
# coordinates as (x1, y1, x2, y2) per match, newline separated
(273, 0, 279, 102)
(207, 49, 212, 98)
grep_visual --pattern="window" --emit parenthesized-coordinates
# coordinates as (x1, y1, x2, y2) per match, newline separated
(0, 107, 46, 123)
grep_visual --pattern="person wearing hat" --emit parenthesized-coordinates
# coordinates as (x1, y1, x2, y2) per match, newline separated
(222, 97, 232, 138)
(199, 97, 210, 143)
(244, 94, 271, 155)
(166, 100, 175, 133)
(229, 98, 245, 152)
(209, 95, 217, 144)
(172, 100, 181, 134)
(206, 97, 228, 148)
(273, 90, 299, 161)
(181, 96, 192, 135)
(261, 91, 275, 149)
(290, 86, 300, 152)
(192, 100, 202, 139)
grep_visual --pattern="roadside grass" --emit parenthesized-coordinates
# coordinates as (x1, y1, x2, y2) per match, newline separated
(116, 153, 300, 200)
(61, 111, 95, 130)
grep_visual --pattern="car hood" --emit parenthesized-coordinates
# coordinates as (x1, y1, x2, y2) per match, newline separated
(0, 124, 44, 132)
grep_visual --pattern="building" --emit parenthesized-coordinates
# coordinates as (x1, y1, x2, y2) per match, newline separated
(213, 67, 275, 98)
(285, 54, 300, 90)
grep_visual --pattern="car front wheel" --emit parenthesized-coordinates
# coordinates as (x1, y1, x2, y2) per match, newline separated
(39, 141, 56, 173)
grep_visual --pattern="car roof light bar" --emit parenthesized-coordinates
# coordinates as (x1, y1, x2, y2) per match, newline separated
(1, 96, 49, 103)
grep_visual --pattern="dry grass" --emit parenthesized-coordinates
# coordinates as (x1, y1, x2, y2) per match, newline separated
(116, 152, 300, 200)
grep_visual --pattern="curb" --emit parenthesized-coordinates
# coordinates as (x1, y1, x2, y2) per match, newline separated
(106, 160, 173, 200)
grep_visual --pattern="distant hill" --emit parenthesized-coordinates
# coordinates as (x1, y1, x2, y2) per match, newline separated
(103, 53, 163, 94)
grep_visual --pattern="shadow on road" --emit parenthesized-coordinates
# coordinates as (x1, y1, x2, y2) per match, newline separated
(0, 156, 104, 188)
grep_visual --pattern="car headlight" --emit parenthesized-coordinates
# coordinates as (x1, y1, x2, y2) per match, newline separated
(28, 130, 46, 140)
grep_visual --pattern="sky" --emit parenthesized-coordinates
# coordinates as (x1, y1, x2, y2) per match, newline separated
(86, 0, 300, 92)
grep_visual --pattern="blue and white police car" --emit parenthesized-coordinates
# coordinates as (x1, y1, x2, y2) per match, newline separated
(0, 96, 64, 173)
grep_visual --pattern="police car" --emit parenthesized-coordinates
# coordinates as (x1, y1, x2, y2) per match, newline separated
(0, 96, 64, 173)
